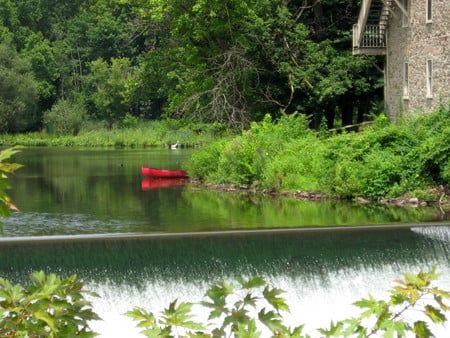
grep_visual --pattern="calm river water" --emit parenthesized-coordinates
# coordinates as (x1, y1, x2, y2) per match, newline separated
(1, 147, 450, 337)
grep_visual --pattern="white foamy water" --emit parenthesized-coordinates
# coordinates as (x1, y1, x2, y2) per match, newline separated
(88, 263, 450, 337)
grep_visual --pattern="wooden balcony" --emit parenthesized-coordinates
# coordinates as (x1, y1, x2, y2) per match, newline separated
(353, 24, 386, 55)
(353, 0, 391, 56)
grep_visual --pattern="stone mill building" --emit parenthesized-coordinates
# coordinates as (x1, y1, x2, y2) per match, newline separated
(353, 0, 449, 120)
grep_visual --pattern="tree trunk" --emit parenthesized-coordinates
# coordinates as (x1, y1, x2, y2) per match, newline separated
(341, 100, 354, 127)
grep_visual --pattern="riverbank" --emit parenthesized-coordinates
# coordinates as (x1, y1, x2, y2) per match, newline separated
(0, 120, 229, 148)
(185, 106, 449, 207)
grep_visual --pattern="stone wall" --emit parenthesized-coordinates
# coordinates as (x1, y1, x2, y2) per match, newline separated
(385, 0, 449, 120)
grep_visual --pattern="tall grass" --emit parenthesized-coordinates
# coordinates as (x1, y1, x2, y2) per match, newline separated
(0, 120, 228, 148)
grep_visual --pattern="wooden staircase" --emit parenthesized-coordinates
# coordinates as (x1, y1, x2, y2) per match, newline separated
(353, 0, 393, 55)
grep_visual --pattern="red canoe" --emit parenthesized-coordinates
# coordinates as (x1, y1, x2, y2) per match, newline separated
(141, 167, 189, 179)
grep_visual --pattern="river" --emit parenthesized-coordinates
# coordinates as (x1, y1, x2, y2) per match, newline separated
(1, 147, 449, 337)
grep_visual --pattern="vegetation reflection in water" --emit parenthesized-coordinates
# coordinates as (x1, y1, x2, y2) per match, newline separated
(179, 188, 448, 230)
(2, 188, 448, 237)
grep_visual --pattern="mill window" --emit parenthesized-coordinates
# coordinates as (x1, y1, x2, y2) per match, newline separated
(403, 62, 409, 98)
(402, 0, 409, 27)
(426, 0, 432, 22)
(426, 59, 433, 98)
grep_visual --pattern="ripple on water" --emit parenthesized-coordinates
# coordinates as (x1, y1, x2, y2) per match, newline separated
(1, 212, 137, 237)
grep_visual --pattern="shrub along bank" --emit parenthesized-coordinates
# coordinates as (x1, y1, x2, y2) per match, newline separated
(186, 104, 450, 203)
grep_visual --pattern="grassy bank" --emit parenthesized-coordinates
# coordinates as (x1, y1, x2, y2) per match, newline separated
(0, 120, 229, 148)
(185, 104, 450, 202)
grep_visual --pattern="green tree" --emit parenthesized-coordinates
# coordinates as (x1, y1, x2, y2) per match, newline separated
(0, 0, 383, 132)
(0, 0, 21, 45)
(85, 57, 135, 128)
(22, 32, 59, 112)
(0, 40, 39, 133)
(139, 0, 267, 131)
(128, 0, 381, 131)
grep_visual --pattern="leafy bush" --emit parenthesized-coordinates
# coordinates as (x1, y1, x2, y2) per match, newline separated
(413, 103, 450, 185)
(331, 148, 407, 199)
(0, 271, 99, 338)
(320, 119, 421, 198)
(126, 276, 305, 337)
(187, 105, 449, 200)
(216, 134, 261, 185)
(187, 113, 314, 187)
(120, 113, 141, 129)
(185, 138, 231, 181)
(261, 136, 325, 192)
(43, 98, 87, 135)
(321, 267, 450, 337)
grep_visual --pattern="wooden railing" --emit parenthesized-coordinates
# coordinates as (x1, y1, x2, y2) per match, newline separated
(353, 24, 386, 55)
(361, 25, 385, 47)
(353, 0, 390, 55)
(353, 0, 373, 48)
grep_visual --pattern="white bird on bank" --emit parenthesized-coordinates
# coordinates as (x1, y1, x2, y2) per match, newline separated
(170, 141, 179, 149)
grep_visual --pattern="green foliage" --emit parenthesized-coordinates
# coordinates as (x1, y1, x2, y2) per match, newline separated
(0, 271, 100, 337)
(185, 138, 231, 181)
(120, 113, 141, 129)
(0, 40, 39, 133)
(43, 98, 87, 135)
(324, 123, 419, 198)
(322, 106, 450, 198)
(0, 0, 381, 132)
(261, 137, 325, 192)
(21, 32, 59, 111)
(85, 57, 135, 128)
(412, 103, 450, 184)
(128, 268, 450, 337)
(126, 276, 305, 337)
(0, 146, 22, 217)
(320, 267, 450, 338)
(217, 134, 260, 186)
(187, 113, 314, 187)
(188, 105, 449, 200)
(0, 120, 221, 149)
(0, 268, 448, 338)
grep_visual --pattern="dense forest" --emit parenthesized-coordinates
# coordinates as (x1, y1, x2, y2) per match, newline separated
(0, 0, 383, 134)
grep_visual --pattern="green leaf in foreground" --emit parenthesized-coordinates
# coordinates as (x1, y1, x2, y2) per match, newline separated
(0, 271, 99, 337)
(161, 300, 205, 331)
(263, 286, 290, 313)
(321, 267, 450, 338)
